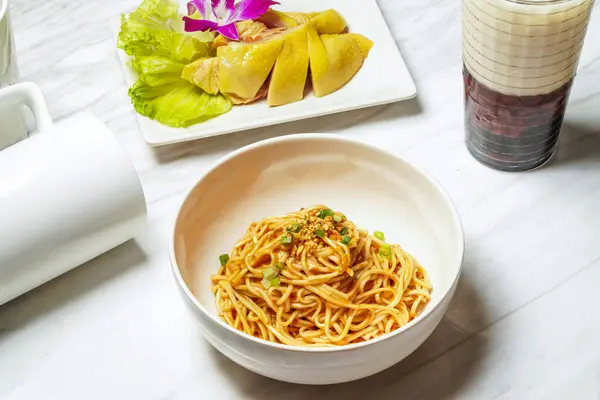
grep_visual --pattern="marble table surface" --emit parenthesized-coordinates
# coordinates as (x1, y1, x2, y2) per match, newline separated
(1, 0, 600, 399)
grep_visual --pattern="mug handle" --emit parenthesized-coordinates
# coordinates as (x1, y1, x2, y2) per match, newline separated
(0, 82, 53, 131)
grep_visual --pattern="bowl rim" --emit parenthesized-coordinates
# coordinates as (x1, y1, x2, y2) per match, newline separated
(169, 133, 465, 353)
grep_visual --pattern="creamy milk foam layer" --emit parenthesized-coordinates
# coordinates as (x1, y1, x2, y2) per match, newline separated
(463, 0, 594, 96)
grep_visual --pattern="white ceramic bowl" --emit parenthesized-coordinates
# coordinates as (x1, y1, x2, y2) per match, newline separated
(170, 134, 464, 385)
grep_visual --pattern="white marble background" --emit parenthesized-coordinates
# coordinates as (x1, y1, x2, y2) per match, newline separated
(1, 0, 600, 399)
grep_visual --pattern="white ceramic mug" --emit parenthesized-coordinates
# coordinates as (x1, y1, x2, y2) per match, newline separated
(0, 0, 26, 150)
(0, 83, 147, 306)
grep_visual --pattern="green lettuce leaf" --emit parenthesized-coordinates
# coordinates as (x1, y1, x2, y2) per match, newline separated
(128, 56, 232, 128)
(118, 0, 213, 64)
(130, 56, 184, 86)
(129, 81, 233, 128)
(119, 1, 231, 128)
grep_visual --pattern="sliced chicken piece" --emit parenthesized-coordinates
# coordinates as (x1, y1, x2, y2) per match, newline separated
(211, 20, 269, 50)
(225, 79, 270, 105)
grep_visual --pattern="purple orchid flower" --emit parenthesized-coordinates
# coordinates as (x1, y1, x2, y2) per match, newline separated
(183, 0, 279, 41)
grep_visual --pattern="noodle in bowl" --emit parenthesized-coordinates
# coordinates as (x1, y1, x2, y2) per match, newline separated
(170, 134, 464, 384)
(213, 205, 433, 346)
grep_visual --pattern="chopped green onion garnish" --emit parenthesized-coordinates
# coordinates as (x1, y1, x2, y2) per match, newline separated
(340, 227, 348, 235)
(374, 231, 385, 241)
(315, 229, 325, 238)
(261, 278, 271, 289)
(281, 233, 293, 245)
(270, 277, 281, 287)
(263, 267, 279, 280)
(219, 254, 229, 266)
(379, 244, 392, 259)
(287, 222, 302, 233)
(274, 261, 285, 269)
(333, 215, 342, 223)
(342, 236, 351, 245)
(317, 209, 335, 219)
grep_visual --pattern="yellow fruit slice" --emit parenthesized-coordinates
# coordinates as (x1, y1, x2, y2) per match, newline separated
(286, 12, 317, 25)
(181, 57, 220, 95)
(346, 33, 374, 58)
(311, 9, 347, 34)
(268, 25, 310, 107)
(308, 27, 370, 98)
(259, 9, 345, 34)
(217, 37, 284, 100)
(258, 10, 301, 29)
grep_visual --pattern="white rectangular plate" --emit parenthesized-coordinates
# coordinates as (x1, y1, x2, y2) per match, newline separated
(112, 0, 417, 146)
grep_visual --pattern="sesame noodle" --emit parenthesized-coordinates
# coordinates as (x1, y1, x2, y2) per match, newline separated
(212, 205, 432, 346)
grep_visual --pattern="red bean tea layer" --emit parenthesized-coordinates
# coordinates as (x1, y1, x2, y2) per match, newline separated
(463, 67, 573, 172)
